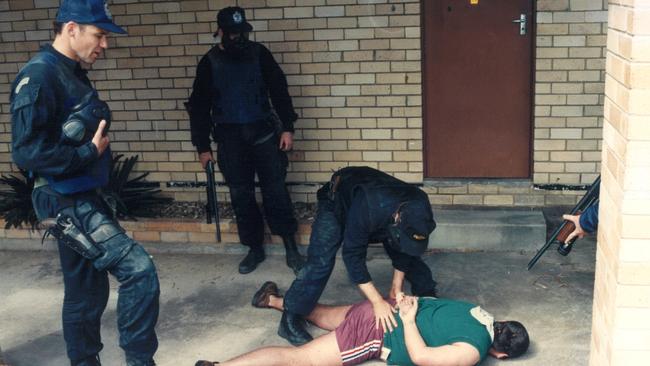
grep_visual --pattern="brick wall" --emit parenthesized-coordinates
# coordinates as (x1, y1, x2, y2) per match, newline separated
(589, 1, 650, 364)
(0, 0, 608, 206)
(534, 0, 608, 185)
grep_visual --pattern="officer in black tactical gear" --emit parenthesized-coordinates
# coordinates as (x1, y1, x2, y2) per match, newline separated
(187, 6, 304, 275)
(10, 1, 159, 365)
(279, 166, 439, 346)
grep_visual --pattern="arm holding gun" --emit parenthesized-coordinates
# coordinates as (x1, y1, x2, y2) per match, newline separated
(527, 175, 600, 270)
(183, 99, 221, 242)
(562, 202, 599, 244)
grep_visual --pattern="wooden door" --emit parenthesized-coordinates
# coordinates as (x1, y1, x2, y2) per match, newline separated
(422, 0, 534, 178)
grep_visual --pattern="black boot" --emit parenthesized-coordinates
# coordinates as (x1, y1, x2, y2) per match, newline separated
(278, 311, 313, 346)
(282, 235, 305, 275)
(238, 246, 265, 274)
(126, 359, 156, 366)
(71, 355, 101, 366)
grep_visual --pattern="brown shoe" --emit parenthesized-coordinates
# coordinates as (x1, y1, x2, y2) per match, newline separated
(251, 281, 280, 308)
(195, 361, 218, 366)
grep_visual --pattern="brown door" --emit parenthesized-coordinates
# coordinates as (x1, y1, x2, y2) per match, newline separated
(423, 0, 534, 178)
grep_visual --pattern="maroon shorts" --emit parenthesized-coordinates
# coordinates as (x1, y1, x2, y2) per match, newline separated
(335, 300, 385, 366)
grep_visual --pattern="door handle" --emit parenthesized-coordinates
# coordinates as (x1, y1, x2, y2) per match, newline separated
(512, 14, 527, 35)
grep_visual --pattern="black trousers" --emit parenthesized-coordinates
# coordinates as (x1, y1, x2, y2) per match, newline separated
(216, 123, 297, 247)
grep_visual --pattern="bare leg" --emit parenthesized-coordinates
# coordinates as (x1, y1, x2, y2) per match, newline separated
(219, 331, 343, 366)
(268, 295, 353, 331)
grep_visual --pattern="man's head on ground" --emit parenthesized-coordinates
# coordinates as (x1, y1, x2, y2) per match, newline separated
(489, 321, 530, 359)
(52, 0, 126, 64)
(388, 200, 436, 257)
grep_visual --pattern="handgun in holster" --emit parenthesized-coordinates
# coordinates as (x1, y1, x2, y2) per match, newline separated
(43, 213, 104, 260)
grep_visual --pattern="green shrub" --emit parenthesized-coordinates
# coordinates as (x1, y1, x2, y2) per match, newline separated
(0, 171, 38, 230)
(0, 154, 173, 229)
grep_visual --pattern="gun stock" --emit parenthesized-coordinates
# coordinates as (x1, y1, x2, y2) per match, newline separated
(527, 175, 600, 270)
(205, 161, 221, 242)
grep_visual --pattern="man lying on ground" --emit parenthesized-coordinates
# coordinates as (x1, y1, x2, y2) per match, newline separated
(195, 281, 530, 366)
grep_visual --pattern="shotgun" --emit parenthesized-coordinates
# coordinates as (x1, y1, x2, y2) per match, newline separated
(527, 175, 600, 270)
(205, 160, 221, 242)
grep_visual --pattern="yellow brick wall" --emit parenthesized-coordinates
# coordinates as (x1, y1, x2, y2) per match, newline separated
(590, 1, 650, 364)
(0, 0, 607, 206)
(535, 0, 608, 185)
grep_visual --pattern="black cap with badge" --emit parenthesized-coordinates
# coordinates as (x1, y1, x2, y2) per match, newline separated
(214, 6, 253, 36)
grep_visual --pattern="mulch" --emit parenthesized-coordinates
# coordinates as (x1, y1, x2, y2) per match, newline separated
(146, 201, 318, 221)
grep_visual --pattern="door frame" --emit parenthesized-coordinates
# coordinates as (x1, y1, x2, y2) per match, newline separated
(420, 0, 537, 179)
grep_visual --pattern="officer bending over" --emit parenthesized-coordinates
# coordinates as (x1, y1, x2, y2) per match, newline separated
(279, 167, 439, 346)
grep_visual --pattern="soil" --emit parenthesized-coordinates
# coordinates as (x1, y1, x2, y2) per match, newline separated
(150, 201, 318, 221)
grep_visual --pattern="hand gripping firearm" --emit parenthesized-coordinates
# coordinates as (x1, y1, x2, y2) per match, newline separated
(527, 175, 600, 270)
(205, 160, 222, 242)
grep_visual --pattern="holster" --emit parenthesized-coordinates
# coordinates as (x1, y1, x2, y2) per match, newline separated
(45, 213, 104, 260)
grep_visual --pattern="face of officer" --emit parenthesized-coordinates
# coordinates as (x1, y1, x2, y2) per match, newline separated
(56, 22, 108, 64)
(217, 29, 251, 56)
(72, 24, 108, 64)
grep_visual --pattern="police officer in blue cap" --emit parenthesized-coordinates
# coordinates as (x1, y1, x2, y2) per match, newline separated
(187, 6, 304, 275)
(10, 1, 159, 365)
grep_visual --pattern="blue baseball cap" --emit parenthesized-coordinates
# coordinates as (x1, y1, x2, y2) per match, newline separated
(56, 0, 127, 34)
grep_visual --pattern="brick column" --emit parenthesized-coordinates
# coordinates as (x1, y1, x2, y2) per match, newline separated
(589, 1, 650, 364)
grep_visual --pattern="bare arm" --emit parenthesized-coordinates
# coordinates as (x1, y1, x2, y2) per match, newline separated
(389, 269, 406, 300)
(399, 296, 480, 366)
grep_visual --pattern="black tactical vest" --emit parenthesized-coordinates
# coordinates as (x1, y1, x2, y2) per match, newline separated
(207, 43, 271, 125)
(19, 51, 111, 194)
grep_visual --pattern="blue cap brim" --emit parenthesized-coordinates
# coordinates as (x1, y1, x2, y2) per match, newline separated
(94, 22, 127, 34)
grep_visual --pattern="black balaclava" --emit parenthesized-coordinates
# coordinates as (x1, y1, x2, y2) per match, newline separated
(222, 32, 252, 59)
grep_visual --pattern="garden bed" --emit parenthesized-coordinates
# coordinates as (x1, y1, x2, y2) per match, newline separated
(152, 201, 317, 221)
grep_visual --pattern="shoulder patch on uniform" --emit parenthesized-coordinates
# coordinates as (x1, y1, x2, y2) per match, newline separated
(10, 84, 39, 113)
(15, 77, 30, 94)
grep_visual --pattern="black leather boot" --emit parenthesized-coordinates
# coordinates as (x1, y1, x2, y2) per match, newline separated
(71, 355, 101, 366)
(126, 359, 156, 366)
(238, 246, 265, 274)
(282, 235, 305, 275)
(278, 311, 313, 346)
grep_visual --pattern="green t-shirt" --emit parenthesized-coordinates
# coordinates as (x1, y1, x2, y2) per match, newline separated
(383, 298, 492, 366)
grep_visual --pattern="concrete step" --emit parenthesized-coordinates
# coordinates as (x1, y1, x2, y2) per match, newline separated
(428, 209, 546, 251)
(0, 208, 547, 254)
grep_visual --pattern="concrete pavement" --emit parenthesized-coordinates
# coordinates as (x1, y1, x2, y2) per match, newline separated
(0, 236, 596, 366)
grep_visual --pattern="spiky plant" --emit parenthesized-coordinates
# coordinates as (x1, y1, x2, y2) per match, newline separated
(104, 154, 172, 220)
(0, 171, 38, 230)
(0, 154, 173, 228)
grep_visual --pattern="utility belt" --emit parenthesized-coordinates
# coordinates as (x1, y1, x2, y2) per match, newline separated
(213, 119, 276, 146)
